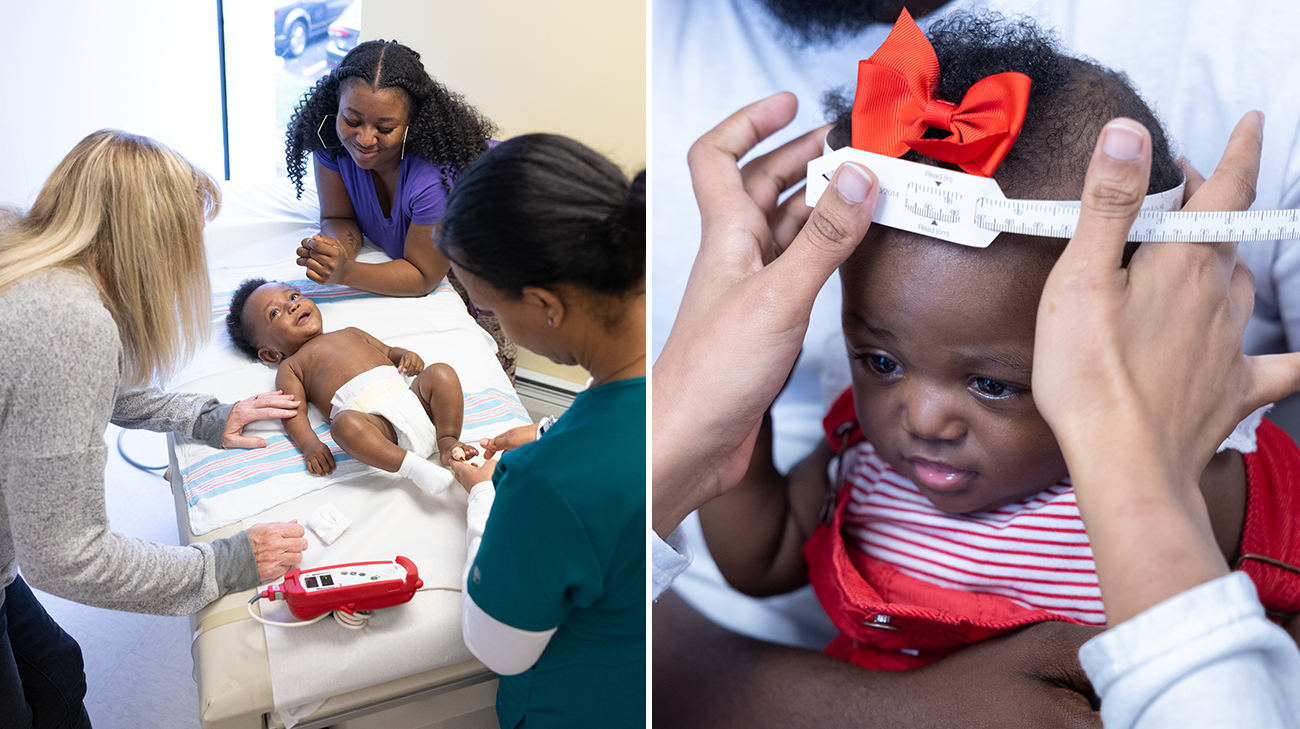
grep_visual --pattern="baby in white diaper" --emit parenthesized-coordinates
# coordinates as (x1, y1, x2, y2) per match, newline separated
(226, 278, 477, 495)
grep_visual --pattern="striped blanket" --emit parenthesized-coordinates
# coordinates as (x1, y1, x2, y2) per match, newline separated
(169, 225, 531, 534)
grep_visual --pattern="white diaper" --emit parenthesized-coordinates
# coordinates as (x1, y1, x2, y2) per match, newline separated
(329, 365, 439, 459)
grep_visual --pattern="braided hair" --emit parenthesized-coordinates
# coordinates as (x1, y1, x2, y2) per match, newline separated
(285, 40, 498, 197)
(436, 134, 645, 326)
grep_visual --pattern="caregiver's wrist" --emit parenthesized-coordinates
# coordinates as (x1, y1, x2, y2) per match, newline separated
(1085, 490, 1229, 626)
(651, 458, 713, 540)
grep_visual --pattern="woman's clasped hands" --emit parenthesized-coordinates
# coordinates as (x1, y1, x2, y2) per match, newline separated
(297, 233, 355, 285)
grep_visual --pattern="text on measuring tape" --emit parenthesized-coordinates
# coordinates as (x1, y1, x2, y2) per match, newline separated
(805, 147, 1300, 247)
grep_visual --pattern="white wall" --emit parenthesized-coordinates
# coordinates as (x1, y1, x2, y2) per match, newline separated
(0, 2, 226, 207)
(362, 0, 646, 173)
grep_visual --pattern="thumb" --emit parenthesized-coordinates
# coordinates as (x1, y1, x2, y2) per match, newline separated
(1247, 352, 1300, 413)
(225, 435, 268, 449)
(1063, 119, 1152, 275)
(766, 161, 878, 303)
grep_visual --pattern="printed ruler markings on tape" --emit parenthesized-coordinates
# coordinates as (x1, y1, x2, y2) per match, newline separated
(807, 148, 1300, 246)
(904, 182, 962, 223)
(974, 198, 1300, 242)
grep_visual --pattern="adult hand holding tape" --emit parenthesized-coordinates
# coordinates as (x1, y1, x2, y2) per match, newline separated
(1035, 111, 1300, 629)
(653, 91, 881, 538)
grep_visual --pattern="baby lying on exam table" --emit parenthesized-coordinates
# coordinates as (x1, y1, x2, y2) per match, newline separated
(226, 278, 477, 495)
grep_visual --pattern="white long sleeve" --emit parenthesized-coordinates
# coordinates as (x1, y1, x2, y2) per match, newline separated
(1080, 572, 1300, 729)
(460, 480, 557, 675)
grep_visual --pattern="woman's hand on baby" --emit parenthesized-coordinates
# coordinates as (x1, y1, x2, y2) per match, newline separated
(246, 520, 308, 582)
(478, 424, 539, 460)
(1033, 112, 1300, 625)
(438, 435, 480, 467)
(302, 441, 336, 475)
(653, 92, 880, 538)
(1034, 112, 1300, 486)
(449, 458, 496, 494)
(296, 234, 353, 285)
(223, 390, 300, 448)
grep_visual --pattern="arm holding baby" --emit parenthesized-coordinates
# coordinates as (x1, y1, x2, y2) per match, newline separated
(699, 411, 831, 596)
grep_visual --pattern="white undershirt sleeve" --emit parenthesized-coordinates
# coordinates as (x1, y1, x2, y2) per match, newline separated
(1079, 572, 1300, 729)
(461, 480, 558, 676)
(652, 527, 691, 600)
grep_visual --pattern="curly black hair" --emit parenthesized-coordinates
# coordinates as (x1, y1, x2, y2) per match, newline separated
(226, 277, 269, 361)
(285, 40, 498, 198)
(825, 13, 1183, 202)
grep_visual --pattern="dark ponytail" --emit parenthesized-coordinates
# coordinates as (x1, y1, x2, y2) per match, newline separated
(437, 134, 645, 298)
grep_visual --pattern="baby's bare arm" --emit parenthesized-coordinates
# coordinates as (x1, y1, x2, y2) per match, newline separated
(698, 410, 831, 596)
(275, 364, 334, 475)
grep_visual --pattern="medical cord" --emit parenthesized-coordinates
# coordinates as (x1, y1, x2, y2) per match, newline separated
(116, 429, 168, 472)
(246, 585, 462, 630)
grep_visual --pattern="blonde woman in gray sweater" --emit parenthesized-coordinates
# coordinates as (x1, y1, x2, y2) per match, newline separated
(0, 130, 308, 728)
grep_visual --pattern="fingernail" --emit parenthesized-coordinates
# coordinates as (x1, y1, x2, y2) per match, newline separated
(1102, 123, 1142, 160)
(1257, 110, 1266, 135)
(835, 162, 873, 204)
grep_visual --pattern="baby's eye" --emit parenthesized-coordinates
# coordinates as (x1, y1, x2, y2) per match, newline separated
(289, 293, 299, 300)
(269, 308, 280, 319)
(865, 354, 899, 375)
(971, 377, 1019, 400)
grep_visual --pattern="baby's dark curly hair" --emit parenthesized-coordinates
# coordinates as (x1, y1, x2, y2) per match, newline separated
(826, 13, 1183, 204)
(226, 277, 269, 361)
(285, 40, 498, 198)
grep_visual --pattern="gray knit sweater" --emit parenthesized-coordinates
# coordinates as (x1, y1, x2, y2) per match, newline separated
(0, 267, 258, 614)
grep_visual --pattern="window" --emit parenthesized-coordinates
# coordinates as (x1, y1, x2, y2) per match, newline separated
(219, 0, 363, 179)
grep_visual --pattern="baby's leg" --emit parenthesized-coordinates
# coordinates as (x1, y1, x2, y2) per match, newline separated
(332, 409, 451, 494)
(410, 363, 474, 464)
(329, 410, 403, 471)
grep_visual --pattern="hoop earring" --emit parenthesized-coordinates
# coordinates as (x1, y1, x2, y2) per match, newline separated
(400, 126, 408, 161)
(317, 115, 343, 149)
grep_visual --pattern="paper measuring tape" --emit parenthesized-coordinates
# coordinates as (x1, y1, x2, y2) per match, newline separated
(806, 146, 1300, 248)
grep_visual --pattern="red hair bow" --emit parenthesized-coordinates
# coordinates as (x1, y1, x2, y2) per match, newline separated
(851, 9, 1031, 178)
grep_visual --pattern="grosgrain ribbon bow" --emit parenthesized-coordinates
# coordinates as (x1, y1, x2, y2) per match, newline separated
(851, 9, 1031, 178)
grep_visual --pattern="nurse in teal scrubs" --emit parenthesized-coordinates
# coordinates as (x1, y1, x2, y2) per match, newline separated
(437, 134, 646, 729)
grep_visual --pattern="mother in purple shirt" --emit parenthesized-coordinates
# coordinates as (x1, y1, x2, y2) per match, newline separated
(284, 40, 515, 378)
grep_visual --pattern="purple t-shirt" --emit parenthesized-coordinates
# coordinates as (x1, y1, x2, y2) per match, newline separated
(315, 151, 452, 259)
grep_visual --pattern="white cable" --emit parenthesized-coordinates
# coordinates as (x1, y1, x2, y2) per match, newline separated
(247, 585, 462, 630)
(246, 599, 331, 628)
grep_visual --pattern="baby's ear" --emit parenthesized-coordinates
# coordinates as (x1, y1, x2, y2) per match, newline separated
(258, 347, 283, 365)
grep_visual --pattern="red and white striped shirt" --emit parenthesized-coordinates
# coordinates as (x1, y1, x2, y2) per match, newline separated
(840, 441, 1106, 625)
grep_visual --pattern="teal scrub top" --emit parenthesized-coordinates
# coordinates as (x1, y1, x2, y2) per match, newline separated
(468, 377, 646, 729)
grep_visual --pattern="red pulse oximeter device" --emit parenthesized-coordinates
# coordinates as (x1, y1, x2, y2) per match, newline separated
(259, 556, 424, 620)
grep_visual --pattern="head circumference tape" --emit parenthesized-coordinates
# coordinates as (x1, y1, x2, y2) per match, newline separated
(806, 145, 1299, 247)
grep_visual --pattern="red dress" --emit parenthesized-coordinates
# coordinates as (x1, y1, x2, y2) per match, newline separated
(805, 387, 1300, 670)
